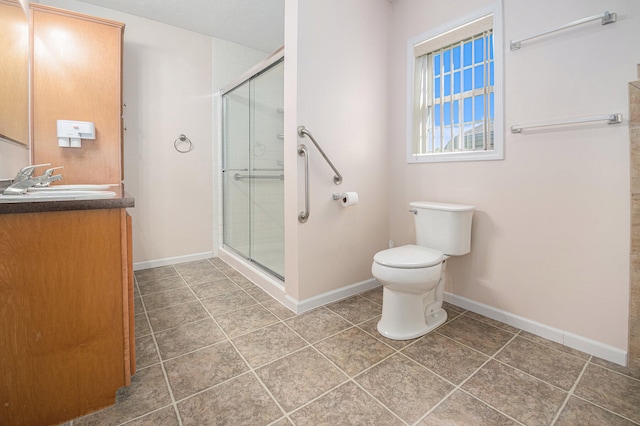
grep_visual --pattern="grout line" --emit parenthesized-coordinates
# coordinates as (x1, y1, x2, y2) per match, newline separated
(553, 358, 640, 425)
(457, 389, 526, 426)
(343, 379, 412, 426)
(550, 355, 591, 425)
(288, 309, 413, 424)
(568, 394, 640, 425)
(586, 358, 640, 383)
(516, 332, 593, 364)
(174, 264, 291, 420)
(275, 307, 408, 423)
(251, 369, 290, 423)
(135, 266, 184, 426)
(117, 405, 177, 425)
(132, 261, 393, 424)
(412, 329, 522, 425)
(486, 346, 594, 397)
(126, 260, 638, 425)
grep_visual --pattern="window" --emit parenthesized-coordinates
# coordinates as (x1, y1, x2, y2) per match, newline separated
(407, 5, 503, 163)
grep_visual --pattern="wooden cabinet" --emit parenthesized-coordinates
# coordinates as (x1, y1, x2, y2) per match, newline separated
(31, 4, 124, 184)
(0, 207, 134, 426)
(0, 5, 133, 425)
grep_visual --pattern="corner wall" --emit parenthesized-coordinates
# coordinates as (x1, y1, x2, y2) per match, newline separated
(389, 0, 640, 351)
(291, 0, 391, 301)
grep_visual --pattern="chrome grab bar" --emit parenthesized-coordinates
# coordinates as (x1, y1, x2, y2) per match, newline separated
(297, 126, 343, 185)
(233, 173, 284, 181)
(298, 144, 309, 223)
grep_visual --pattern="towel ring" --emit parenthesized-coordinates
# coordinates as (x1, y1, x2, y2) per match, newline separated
(174, 134, 193, 153)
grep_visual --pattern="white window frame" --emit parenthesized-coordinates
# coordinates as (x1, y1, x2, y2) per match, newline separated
(406, 2, 504, 163)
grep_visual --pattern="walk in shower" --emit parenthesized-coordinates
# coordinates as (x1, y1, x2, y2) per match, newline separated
(221, 51, 284, 280)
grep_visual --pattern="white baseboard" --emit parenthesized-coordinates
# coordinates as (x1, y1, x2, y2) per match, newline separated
(218, 248, 380, 315)
(293, 278, 380, 314)
(445, 292, 627, 366)
(133, 251, 214, 271)
(137, 249, 626, 366)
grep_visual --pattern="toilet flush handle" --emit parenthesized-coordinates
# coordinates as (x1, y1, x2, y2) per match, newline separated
(409, 209, 418, 215)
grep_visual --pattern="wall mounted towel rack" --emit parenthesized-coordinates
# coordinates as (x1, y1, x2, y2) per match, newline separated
(510, 11, 616, 51)
(174, 134, 193, 153)
(511, 113, 622, 134)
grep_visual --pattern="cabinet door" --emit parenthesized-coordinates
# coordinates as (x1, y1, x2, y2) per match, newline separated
(0, 209, 126, 425)
(31, 5, 124, 184)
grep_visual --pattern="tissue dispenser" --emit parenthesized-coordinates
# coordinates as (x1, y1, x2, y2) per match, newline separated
(57, 120, 95, 148)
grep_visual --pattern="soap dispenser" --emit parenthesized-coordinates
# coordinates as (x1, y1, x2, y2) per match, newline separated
(57, 120, 95, 148)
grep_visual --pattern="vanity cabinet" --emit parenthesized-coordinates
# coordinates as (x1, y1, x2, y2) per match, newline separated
(31, 4, 124, 184)
(0, 198, 135, 426)
(0, 5, 133, 425)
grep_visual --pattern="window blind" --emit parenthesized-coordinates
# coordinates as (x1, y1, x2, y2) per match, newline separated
(414, 15, 493, 58)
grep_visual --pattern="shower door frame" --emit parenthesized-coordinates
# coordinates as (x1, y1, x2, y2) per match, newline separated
(219, 47, 285, 281)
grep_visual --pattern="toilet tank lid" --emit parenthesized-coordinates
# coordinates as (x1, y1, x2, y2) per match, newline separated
(374, 245, 443, 268)
(410, 201, 475, 211)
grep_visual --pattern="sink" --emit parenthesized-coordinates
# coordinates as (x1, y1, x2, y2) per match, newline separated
(0, 189, 117, 203)
(27, 184, 118, 192)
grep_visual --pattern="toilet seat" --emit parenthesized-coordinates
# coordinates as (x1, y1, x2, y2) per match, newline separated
(373, 245, 443, 269)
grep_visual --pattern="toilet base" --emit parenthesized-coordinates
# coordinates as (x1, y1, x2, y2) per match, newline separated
(376, 287, 447, 340)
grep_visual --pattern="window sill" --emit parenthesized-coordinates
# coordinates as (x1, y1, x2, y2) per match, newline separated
(407, 149, 504, 163)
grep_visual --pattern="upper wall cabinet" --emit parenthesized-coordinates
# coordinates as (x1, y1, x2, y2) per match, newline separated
(0, 0, 29, 146)
(31, 4, 124, 184)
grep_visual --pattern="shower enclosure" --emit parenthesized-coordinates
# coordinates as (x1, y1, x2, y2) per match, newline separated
(221, 52, 284, 280)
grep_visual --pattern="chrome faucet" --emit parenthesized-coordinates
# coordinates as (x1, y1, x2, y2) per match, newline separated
(33, 166, 64, 187)
(13, 163, 50, 182)
(3, 165, 64, 195)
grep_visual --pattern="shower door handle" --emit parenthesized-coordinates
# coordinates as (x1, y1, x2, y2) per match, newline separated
(298, 144, 309, 223)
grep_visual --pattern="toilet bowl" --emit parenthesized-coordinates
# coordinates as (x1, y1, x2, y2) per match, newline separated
(372, 245, 446, 339)
(372, 202, 474, 340)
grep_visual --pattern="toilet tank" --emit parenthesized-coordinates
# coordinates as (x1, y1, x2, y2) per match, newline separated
(410, 201, 475, 256)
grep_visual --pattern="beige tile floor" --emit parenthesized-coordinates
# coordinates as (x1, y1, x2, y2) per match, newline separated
(66, 258, 640, 426)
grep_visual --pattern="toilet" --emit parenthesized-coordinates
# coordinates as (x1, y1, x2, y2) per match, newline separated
(372, 201, 475, 340)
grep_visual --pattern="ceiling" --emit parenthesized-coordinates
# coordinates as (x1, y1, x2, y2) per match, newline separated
(75, 0, 285, 53)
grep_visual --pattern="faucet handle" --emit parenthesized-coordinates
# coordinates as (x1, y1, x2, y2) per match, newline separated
(16, 163, 52, 180)
(42, 166, 64, 177)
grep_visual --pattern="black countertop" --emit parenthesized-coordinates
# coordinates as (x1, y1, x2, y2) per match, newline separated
(0, 184, 135, 215)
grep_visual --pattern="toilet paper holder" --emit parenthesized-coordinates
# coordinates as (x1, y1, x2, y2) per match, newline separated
(332, 192, 359, 207)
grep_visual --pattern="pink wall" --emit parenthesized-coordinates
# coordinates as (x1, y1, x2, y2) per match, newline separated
(28, 0, 640, 355)
(287, 0, 391, 301)
(388, 0, 640, 350)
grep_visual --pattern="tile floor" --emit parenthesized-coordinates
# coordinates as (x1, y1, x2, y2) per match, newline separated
(66, 258, 640, 426)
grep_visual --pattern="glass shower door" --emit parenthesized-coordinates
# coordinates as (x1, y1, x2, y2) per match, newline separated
(222, 59, 284, 279)
(249, 61, 284, 278)
(222, 80, 251, 260)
